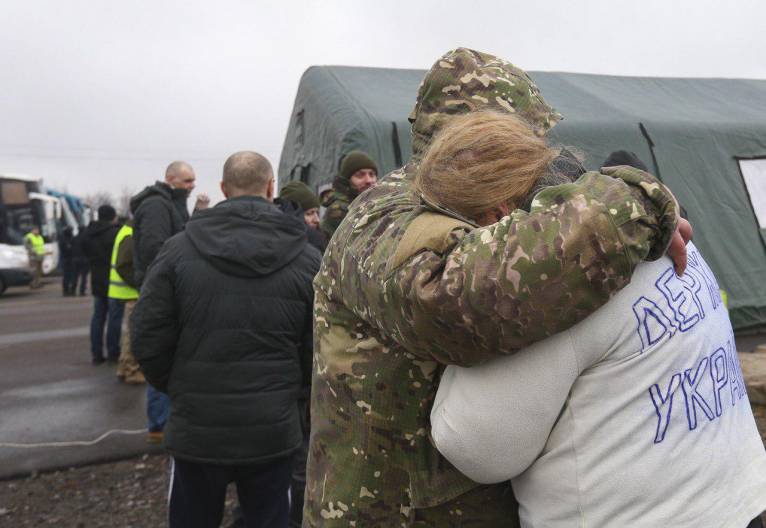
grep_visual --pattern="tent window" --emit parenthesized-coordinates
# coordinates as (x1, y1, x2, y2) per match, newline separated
(295, 110, 305, 148)
(289, 164, 311, 185)
(300, 164, 311, 185)
(739, 158, 766, 229)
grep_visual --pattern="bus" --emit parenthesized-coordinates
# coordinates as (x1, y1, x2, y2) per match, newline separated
(0, 174, 60, 294)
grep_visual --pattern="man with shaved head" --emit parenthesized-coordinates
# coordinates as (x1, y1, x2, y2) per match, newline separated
(132, 151, 320, 528)
(130, 160, 209, 442)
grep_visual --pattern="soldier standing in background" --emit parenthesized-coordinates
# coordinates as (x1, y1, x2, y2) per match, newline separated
(303, 48, 687, 527)
(319, 151, 377, 239)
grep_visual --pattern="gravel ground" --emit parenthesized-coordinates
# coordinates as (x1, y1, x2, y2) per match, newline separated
(1, 408, 765, 527)
(0, 454, 238, 527)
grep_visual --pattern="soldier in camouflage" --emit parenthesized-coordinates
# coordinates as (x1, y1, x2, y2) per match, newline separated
(304, 48, 684, 527)
(320, 151, 378, 239)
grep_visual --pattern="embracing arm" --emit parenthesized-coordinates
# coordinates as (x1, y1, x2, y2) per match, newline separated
(382, 166, 679, 366)
(430, 330, 579, 483)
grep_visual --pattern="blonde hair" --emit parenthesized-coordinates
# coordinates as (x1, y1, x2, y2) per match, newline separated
(415, 111, 557, 222)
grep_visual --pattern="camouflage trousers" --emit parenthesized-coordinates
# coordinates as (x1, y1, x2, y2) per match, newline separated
(29, 257, 43, 289)
(304, 482, 519, 527)
(411, 483, 520, 528)
(116, 300, 145, 384)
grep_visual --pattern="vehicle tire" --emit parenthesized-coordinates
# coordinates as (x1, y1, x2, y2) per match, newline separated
(0, 275, 6, 296)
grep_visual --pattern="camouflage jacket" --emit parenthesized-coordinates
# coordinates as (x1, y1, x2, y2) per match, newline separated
(305, 164, 678, 527)
(320, 176, 358, 239)
(304, 47, 679, 527)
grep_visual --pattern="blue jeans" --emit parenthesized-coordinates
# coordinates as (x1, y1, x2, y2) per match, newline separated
(90, 296, 125, 361)
(147, 384, 170, 433)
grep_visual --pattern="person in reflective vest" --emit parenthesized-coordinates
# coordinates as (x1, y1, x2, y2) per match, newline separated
(24, 226, 46, 289)
(108, 222, 144, 384)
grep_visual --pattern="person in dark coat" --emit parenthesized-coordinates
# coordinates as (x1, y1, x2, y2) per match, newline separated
(602, 149, 649, 172)
(277, 181, 327, 254)
(81, 205, 121, 365)
(132, 151, 320, 528)
(319, 150, 378, 239)
(71, 227, 89, 295)
(130, 160, 208, 441)
(59, 226, 76, 296)
(275, 180, 326, 528)
(130, 161, 202, 288)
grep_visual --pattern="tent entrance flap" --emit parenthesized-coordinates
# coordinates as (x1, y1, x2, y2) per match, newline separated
(391, 122, 403, 167)
(639, 122, 662, 181)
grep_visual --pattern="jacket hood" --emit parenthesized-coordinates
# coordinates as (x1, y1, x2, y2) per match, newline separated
(129, 181, 189, 214)
(408, 47, 562, 160)
(185, 196, 307, 277)
(85, 220, 116, 238)
(330, 174, 358, 201)
(274, 196, 305, 220)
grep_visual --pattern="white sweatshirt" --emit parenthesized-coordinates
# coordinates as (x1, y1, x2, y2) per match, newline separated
(431, 243, 766, 527)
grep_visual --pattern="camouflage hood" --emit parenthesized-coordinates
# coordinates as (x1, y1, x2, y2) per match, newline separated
(409, 47, 562, 160)
(329, 174, 358, 202)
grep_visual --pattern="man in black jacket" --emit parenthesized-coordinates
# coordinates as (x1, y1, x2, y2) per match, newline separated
(59, 226, 76, 296)
(132, 151, 320, 528)
(81, 205, 121, 365)
(130, 160, 207, 441)
(130, 161, 205, 288)
(72, 228, 89, 296)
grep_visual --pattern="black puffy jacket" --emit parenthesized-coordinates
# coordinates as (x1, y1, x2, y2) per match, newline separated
(130, 181, 190, 288)
(80, 220, 119, 297)
(131, 196, 321, 465)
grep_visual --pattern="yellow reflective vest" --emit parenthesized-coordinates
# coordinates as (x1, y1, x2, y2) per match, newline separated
(108, 224, 138, 300)
(24, 232, 45, 256)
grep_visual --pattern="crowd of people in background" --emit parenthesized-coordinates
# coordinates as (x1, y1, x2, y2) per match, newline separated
(20, 46, 766, 528)
(58, 226, 89, 296)
(31, 145, 377, 527)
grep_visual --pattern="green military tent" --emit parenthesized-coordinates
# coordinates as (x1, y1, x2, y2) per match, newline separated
(278, 65, 766, 333)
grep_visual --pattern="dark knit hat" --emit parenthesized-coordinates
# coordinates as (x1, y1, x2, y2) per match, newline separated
(602, 150, 649, 172)
(280, 181, 320, 211)
(97, 204, 116, 221)
(340, 151, 378, 180)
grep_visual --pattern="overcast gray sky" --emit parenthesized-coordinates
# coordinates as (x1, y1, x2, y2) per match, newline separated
(1, 0, 764, 206)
